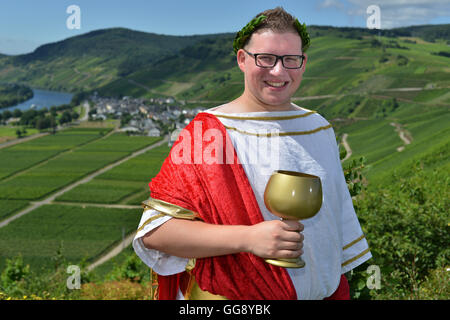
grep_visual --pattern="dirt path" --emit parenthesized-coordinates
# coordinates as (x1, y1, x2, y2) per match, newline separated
(292, 94, 340, 101)
(0, 136, 168, 229)
(80, 101, 90, 122)
(0, 132, 49, 150)
(86, 232, 136, 272)
(390, 122, 412, 152)
(341, 133, 352, 162)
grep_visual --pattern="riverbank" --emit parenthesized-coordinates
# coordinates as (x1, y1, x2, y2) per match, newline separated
(0, 88, 73, 113)
(0, 83, 33, 109)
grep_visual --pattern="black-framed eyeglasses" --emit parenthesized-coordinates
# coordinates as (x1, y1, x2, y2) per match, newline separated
(243, 49, 305, 69)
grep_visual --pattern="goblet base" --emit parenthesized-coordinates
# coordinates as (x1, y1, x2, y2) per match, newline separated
(265, 257, 305, 268)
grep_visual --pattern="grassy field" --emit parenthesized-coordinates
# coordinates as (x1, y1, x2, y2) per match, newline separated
(0, 204, 142, 272)
(55, 144, 170, 205)
(0, 124, 168, 277)
(55, 179, 145, 204)
(336, 100, 449, 184)
(0, 126, 39, 143)
(0, 132, 161, 200)
(0, 200, 29, 221)
(0, 128, 110, 180)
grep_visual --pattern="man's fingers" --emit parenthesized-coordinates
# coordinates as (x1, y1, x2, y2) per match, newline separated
(278, 230, 304, 243)
(279, 239, 303, 251)
(281, 220, 304, 232)
(277, 249, 304, 259)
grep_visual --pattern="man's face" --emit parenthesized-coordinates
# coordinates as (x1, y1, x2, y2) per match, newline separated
(238, 30, 306, 109)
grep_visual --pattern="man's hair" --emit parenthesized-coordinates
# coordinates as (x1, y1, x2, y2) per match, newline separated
(243, 7, 300, 48)
(233, 6, 310, 53)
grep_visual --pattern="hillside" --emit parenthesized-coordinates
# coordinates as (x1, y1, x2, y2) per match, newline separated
(0, 28, 219, 92)
(0, 25, 448, 98)
(92, 24, 450, 105)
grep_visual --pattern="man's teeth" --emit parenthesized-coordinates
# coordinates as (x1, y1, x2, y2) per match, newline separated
(266, 81, 286, 87)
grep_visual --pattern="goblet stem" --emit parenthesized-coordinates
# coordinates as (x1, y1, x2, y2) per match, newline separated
(263, 218, 306, 268)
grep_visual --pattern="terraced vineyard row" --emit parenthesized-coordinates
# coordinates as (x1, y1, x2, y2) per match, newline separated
(0, 132, 161, 201)
(55, 144, 171, 205)
(0, 127, 169, 272)
(0, 128, 111, 180)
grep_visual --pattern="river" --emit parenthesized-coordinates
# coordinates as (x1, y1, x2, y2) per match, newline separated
(2, 88, 73, 112)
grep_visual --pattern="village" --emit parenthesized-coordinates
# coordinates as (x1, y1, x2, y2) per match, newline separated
(89, 94, 207, 146)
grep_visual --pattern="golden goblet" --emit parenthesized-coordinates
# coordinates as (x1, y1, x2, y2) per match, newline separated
(263, 170, 323, 268)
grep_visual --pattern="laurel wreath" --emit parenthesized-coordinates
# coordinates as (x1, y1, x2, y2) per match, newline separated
(233, 15, 311, 54)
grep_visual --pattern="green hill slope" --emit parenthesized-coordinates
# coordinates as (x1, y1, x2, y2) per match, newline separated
(0, 28, 218, 92)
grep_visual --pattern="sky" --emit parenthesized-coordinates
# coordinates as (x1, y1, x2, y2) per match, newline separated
(0, 0, 449, 55)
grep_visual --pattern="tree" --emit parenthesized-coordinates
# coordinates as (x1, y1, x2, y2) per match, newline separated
(71, 111, 79, 120)
(2, 110, 12, 120)
(59, 111, 72, 125)
(36, 117, 49, 131)
(12, 109, 22, 118)
(50, 106, 57, 117)
(50, 116, 57, 134)
(1, 255, 30, 290)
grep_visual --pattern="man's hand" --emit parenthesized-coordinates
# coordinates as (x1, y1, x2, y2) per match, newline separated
(246, 220, 304, 259)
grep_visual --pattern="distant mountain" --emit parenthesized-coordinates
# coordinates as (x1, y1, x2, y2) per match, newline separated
(0, 27, 222, 92)
(95, 24, 450, 106)
(0, 24, 448, 100)
(384, 24, 450, 41)
(13, 28, 216, 74)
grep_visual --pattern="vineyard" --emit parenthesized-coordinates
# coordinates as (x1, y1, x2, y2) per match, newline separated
(0, 128, 109, 180)
(0, 127, 166, 276)
(56, 144, 171, 205)
(0, 204, 142, 271)
(0, 131, 161, 201)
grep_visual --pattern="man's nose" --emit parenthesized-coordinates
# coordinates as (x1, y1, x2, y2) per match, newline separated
(271, 58, 286, 74)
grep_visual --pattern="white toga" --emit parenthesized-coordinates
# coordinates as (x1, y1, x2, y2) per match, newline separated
(133, 106, 371, 300)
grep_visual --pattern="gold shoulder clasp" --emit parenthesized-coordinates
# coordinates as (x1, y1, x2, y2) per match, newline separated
(141, 197, 201, 221)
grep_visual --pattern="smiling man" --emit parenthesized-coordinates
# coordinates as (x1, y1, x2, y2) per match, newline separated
(133, 7, 371, 300)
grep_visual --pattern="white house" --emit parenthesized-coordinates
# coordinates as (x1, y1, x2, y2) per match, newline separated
(148, 128, 161, 137)
(119, 126, 140, 133)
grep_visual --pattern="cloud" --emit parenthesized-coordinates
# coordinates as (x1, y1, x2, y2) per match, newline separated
(319, 0, 450, 28)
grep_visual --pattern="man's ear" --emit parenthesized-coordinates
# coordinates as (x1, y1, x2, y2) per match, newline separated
(302, 53, 308, 71)
(237, 49, 246, 73)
